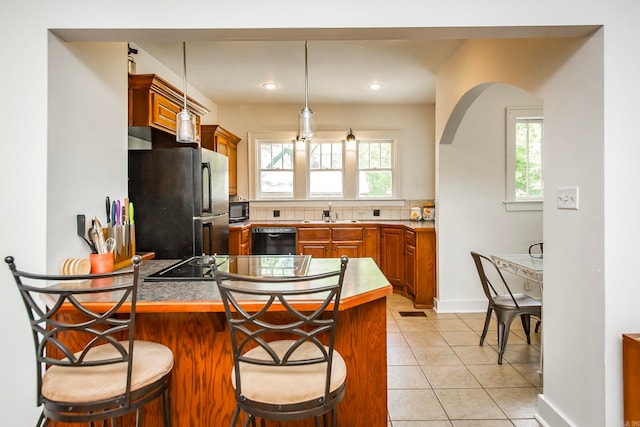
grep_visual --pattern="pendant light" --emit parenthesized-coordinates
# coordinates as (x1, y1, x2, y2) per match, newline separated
(345, 128, 356, 150)
(176, 41, 197, 143)
(298, 41, 316, 139)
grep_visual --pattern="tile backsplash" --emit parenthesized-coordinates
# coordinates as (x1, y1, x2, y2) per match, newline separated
(249, 200, 434, 222)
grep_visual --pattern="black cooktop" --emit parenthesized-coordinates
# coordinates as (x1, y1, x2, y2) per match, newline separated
(144, 255, 312, 282)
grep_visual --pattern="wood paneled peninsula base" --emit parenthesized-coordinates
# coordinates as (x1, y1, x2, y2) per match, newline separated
(51, 257, 392, 427)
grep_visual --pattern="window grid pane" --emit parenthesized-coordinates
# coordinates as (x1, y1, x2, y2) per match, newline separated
(259, 141, 294, 197)
(515, 119, 543, 199)
(309, 141, 343, 197)
(358, 141, 393, 197)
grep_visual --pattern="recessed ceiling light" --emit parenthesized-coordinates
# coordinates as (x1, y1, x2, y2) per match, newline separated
(366, 82, 383, 90)
(262, 82, 279, 90)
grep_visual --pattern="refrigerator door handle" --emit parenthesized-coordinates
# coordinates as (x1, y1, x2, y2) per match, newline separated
(202, 162, 212, 213)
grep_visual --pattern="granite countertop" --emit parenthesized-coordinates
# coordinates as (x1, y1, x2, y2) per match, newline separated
(61, 257, 392, 314)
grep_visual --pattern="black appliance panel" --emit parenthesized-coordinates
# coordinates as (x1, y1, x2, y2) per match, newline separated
(128, 147, 229, 259)
(251, 227, 297, 255)
(144, 255, 311, 281)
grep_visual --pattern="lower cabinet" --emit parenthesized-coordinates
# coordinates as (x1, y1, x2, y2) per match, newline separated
(230, 223, 436, 308)
(297, 227, 331, 258)
(228, 226, 251, 255)
(410, 229, 436, 308)
(405, 230, 416, 296)
(297, 226, 365, 258)
(331, 227, 364, 258)
(381, 226, 436, 308)
(380, 227, 405, 288)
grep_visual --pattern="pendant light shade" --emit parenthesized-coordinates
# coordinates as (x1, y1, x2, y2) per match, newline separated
(177, 42, 197, 143)
(298, 41, 316, 139)
(346, 128, 356, 142)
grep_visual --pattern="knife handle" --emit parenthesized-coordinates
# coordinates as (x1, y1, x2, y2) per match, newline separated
(105, 196, 111, 224)
(124, 197, 129, 223)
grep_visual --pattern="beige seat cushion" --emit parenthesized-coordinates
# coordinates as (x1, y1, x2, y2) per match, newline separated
(42, 340, 174, 403)
(232, 339, 347, 405)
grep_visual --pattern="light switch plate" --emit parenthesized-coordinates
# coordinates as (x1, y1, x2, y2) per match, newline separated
(557, 186, 579, 210)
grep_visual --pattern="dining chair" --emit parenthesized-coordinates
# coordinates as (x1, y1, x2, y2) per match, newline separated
(212, 255, 349, 427)
(528, 242, 544, 257)
(470, 252, 542, 364)
(5, 255, 174, 426)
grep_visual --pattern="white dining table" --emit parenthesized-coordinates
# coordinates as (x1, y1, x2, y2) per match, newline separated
(491, 254, 543, 288)
(491, 253, 544, 373)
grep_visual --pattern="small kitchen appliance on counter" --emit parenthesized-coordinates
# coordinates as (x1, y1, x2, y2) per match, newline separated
(229, 200, 250, 223)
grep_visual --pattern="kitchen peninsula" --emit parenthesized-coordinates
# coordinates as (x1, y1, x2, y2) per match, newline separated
(52, 256, 392, 427)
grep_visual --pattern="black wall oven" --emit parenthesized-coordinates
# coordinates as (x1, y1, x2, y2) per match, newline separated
(229, 201, 250, 223)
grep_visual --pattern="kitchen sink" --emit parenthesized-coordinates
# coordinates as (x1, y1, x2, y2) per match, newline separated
(300, 220, 360, 224)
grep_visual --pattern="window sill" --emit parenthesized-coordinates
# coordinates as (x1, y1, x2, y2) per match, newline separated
(503, 200, 543, 212)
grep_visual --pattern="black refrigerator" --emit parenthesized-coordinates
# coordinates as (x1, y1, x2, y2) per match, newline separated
(128, 147, 229, 259)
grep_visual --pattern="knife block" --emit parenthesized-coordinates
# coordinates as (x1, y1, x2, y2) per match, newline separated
(105, 225, 136, 270)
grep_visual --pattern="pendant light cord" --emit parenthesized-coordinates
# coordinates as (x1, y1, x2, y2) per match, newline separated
(182, 42, 188, 111)
(304, 40, 309, 109)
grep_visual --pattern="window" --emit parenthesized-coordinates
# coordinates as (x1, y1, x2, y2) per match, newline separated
(258, 139, 294, 198)
(358, 141, 393, 197)
(249, 131, 401, 200)
(308, 141, 343, 197)
(506, 107, 543, 210)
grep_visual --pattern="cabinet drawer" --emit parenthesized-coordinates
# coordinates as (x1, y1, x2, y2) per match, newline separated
(240, 228, 250, 244)
(298, 227, 331, 241)
(405, 230, 416, 246)
(332, 227, 364, 241)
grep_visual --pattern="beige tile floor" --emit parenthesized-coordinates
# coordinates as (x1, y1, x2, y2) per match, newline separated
(386, 293, 542, 427)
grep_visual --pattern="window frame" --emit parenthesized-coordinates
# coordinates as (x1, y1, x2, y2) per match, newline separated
(505, 107, 544, 211)
(248, 130, 402, 201)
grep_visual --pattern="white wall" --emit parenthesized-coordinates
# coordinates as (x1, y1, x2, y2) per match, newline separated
(437, 83, 543, 312)
(218, 103, 435, 201)
(47, 38, 129, 271)
(436, 35, 606, 426)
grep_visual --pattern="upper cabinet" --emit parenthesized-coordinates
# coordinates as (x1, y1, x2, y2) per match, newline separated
(128, 74, 209, 143)
(201, 125, 241, 196)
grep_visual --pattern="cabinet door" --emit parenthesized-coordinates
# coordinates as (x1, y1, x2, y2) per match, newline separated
(414, 230, 436, 308)
(380, 227, 404, 287)
(363, 226, 380, 265)
(201, 125, 240, 196)
(298, 242, 330, 258)
(227, 142, 238, 196)
(332, 241, 362, 258)
(405, 243, 416, 296)
(151, 92, 180, 133)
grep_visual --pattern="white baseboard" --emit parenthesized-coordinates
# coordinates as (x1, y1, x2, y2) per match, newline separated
(434, 297, 487, 313)
(536, 393, 574, 427)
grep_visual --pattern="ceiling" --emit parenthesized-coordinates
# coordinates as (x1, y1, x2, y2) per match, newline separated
(54, 26, 598, 106)
(133, 39, 464, 105)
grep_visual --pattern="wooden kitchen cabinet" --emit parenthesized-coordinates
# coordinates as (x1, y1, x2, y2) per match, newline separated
(128, 74, 209, 143)
(229, 225, 251, 255)
(363, 226, 380, 265)
(413, 229, 436, 308)
(331, 227, 364, 258)
(623, 333, 640, 426)
(297, 227, 331, 258)
(380, 227, 405, 289)
(297, 225, 367, 258)
(201, 125, 241, 196)
(404, 230, 416, 296)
